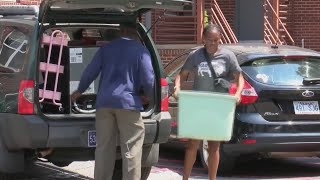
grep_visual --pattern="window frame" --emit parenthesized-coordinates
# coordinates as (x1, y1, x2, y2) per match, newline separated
(241, 56, 320, 86)
(0, 21, 31, 73)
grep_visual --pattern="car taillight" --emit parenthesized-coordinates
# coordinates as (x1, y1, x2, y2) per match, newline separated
(18, 80, 34, 114)
(241, 80, 258, 104)
(160, 78, 169, 111)
(229, 80, 258, 104)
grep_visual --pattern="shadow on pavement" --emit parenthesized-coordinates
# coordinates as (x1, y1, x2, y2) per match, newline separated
(155, 145, 208, 179)
(158, 144, 320, 179)
(230, 157, 320, 178)
(15, 161, 93, 180)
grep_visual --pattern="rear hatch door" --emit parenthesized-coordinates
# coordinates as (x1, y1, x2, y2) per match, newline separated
(241, 56, 320, 121)
(39, 0, 191, 23)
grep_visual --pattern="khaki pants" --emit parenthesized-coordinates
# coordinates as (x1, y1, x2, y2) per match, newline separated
(94, 108, 145, 180)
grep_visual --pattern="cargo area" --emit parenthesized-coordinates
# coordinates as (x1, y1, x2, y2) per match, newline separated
(37, 25, 155, 116)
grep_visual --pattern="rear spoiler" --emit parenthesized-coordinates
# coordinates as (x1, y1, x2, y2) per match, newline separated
(0, 5, 39, 17)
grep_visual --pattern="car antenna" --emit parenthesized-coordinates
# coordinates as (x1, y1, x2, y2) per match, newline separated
(142, 10, 166, 40)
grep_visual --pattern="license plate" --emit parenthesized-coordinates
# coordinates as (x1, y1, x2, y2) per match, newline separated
(88, 130, 96, 147)
(293, 101, 320, 115)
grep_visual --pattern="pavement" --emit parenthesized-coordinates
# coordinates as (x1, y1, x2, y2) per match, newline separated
(16, 146, 320, 180)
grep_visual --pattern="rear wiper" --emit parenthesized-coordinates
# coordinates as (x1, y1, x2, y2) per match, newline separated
(303, 78, 320, 85)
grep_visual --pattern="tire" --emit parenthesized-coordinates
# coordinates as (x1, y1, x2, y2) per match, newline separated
(112, 160, 152, 180)
(0, 138, 24, 179)
(0, 173, 18, 180)
(0, 151, 36, 180)
(51, 161, 72, 167)
(199, 140, 236, 175)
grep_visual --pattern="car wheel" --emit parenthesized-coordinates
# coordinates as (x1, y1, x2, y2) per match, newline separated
(112, 160, 152, 180)
(51, 161, 72, 167)
(199, 140, 236, 175)
(0, 173, 18, 180)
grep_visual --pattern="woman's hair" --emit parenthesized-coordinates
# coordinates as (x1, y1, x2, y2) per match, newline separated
(202, 24, 222, 37)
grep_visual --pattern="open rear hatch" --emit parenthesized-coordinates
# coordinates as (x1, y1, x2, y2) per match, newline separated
(37, 0, 191, 116)
(39, 0, 191, 23)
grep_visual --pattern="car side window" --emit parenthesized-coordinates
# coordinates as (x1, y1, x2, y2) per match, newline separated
(0, 26, 29, 73)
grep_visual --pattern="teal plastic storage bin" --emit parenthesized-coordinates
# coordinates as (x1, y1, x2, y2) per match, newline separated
(178, 90, 236, 141)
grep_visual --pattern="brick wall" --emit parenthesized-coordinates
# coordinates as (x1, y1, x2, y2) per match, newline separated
(20, 0, 41, 5)
(158, 48, 189, 66)
(0, 1, 20, 5)
(159, 0, 320, 63)
(157, 0, 237, 64)
(0, 0, 40, 5)
(221, 0, 320, 52)
(216, 0, 236, 31)
(4, 0, 320, 62)
(287, 0, 320, 51)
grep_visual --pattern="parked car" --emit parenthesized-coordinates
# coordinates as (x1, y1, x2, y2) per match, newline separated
(165, 43, 320, 174)
(0, 1, 191, 179)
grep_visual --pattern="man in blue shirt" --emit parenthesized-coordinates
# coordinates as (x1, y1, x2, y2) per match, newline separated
(71, 23, 154, 180)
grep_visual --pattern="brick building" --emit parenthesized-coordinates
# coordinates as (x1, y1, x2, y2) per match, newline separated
(1, 0, 320, 65)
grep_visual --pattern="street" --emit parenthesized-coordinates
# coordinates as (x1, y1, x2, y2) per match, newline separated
(13, 145, 320, 180)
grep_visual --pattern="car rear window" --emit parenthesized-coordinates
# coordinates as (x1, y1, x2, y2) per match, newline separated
(241, 57, 320, 86)
(0, 28, 29, 72)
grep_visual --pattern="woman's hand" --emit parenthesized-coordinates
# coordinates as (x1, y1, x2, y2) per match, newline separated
(235, 93, 241, 105)
(173, 86, 180, 99)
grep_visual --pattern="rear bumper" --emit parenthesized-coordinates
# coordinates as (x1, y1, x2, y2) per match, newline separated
(0, 114, 48, 150)
(224, 113, 320, 154)
(224, 133, 320, 154)
(0, 112, 171, 150)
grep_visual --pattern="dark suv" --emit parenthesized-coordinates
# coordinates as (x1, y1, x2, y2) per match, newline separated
(165, 43, 320, 174)
(0, 1, 189, 179)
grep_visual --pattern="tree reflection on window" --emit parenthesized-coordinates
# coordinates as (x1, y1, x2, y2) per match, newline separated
(0, 29, 28, 73)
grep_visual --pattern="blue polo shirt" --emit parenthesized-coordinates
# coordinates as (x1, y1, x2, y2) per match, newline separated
(77, 37, 154, 111)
